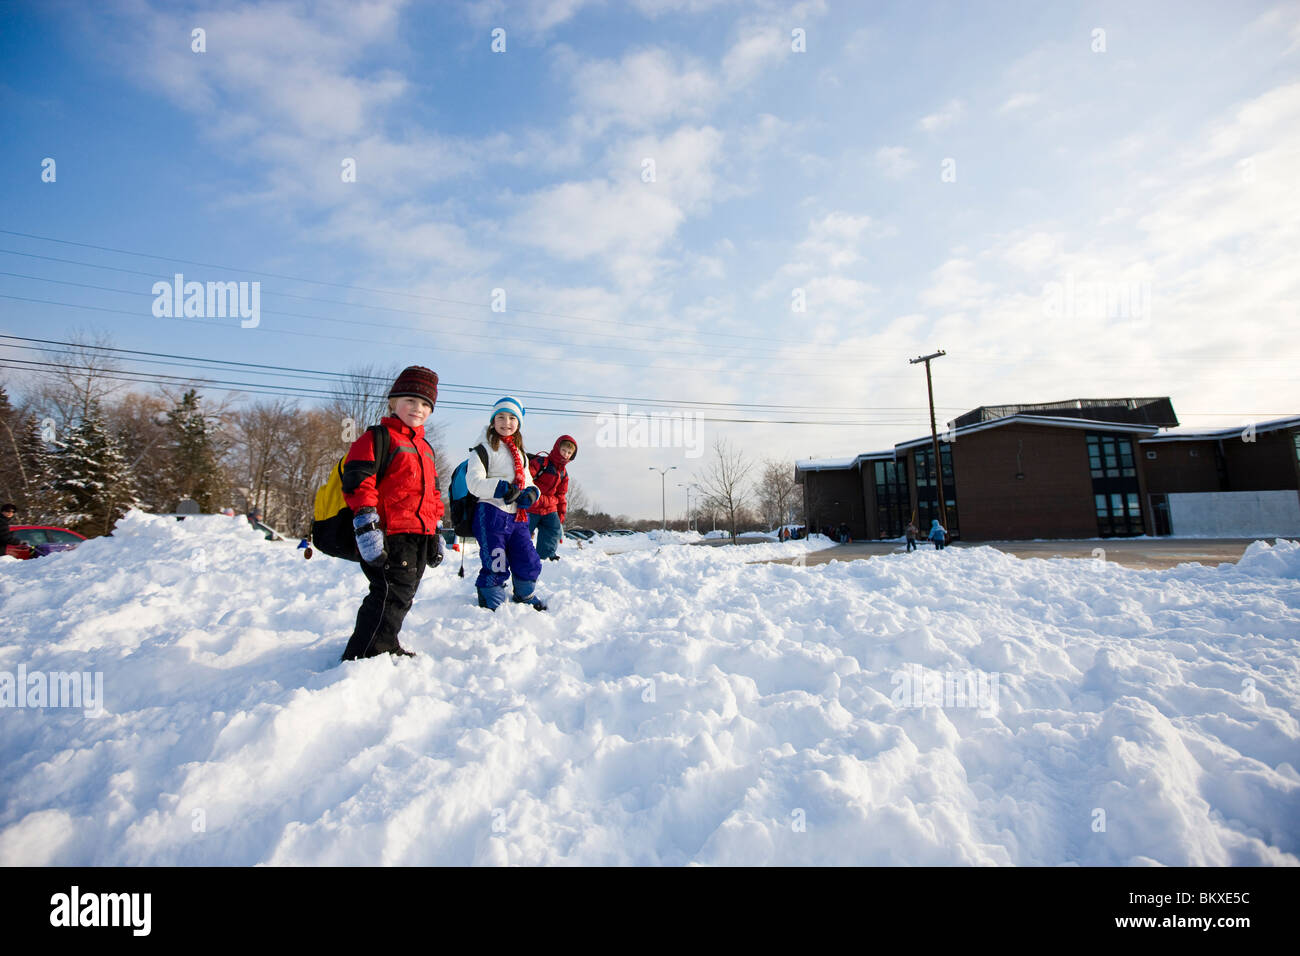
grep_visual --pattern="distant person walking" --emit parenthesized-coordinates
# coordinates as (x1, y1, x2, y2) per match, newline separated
(1, 503, 31, 556)
(905, 521, 918, 552)
(929, 519, 948, 550)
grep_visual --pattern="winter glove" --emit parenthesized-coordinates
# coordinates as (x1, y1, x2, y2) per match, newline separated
(502, 483, 521, 505)
(493, 480, 512, 499)
(427, 530, 446, 568)
(353, 507, 386, 566)
(515, 486, 540, 509)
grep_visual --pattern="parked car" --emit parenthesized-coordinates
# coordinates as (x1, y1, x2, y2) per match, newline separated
(5, 525, 87, 560)
(605, 528, 636, 536)
(565, 528, 596, 541)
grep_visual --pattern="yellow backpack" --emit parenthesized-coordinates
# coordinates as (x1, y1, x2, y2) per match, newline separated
(311, 425, 393, 560)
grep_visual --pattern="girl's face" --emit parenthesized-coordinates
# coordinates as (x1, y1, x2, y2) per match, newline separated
(392, 396, 432, 429)
(557, 442, 575, 461)
(493, 411, 519, 437)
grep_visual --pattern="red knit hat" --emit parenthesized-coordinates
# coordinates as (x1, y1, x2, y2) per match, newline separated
(389, 365, 439, 408)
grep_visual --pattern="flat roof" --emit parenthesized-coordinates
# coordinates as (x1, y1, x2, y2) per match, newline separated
(1140, 415, 1300, 443)
(795, 450, 896, 472)
(893, 414, 1160, 451)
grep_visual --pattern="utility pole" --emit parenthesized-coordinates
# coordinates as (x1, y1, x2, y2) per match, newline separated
(650, 466, 677, 530)
(678, 482, 694, 530)
(909, 349, 949, 529)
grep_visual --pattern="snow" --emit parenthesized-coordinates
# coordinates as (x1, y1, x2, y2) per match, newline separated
(1, 510, 1298, 866)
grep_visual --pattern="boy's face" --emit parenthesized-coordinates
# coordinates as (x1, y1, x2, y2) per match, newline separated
(1, 508, 13, 520)
(493, 411, 518, 436)
(392, 396, 432, 429)
(558, 442, 575, 460)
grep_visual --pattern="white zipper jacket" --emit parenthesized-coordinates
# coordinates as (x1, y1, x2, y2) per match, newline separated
(466, 433, 536, 515)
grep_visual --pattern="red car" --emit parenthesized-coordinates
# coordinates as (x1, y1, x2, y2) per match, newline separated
(5, 525, 87, 559)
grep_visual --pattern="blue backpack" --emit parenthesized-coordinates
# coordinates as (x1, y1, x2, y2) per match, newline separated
(448, 444, 490, 538)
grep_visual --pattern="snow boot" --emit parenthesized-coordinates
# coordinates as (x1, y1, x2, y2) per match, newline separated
(511, 580, 548, 611)
(477, 585, 508, 611)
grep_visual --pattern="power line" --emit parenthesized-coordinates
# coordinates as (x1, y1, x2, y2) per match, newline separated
(0, 334, 954, 413)
(4, 291, 946, 380)
(0, 356, 935, 427)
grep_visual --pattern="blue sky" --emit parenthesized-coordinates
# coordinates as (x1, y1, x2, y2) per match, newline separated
(2, 0, 1298, 518)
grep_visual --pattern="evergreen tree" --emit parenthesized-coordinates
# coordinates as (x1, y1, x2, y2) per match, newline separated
(164, 389, 227, 511)
(51, 400, 140, 536)
(16, 413, 62, 523)
(0, 384, 21, 506)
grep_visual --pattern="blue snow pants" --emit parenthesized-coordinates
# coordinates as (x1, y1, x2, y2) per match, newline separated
(474, 502, 542, 607)
(528, 511, 562, 559)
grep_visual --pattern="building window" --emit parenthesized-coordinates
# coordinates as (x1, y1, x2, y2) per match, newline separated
(1087, 432, 1143, 536)
(874, 459, 910, 539)
(1146, 450, 1157, 460)
(1087, 433, 1136, 478)
(915, 444, 958, 534)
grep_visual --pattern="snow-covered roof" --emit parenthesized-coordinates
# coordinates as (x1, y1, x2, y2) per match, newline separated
(892, 414, 1161, 452)
(1140, 415, 1300, 443)
(795, 450, 895, 472)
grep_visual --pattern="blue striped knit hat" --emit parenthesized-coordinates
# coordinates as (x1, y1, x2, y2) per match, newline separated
(490, 396, 525, 423)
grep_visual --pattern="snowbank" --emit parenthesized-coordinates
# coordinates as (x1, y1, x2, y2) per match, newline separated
(1, 511, 1296, 866)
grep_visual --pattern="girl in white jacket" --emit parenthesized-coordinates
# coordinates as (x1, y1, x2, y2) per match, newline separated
(466, 396, 546, 610)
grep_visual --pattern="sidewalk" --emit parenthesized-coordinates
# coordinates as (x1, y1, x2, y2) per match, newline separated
(756, 537, 1287, 570)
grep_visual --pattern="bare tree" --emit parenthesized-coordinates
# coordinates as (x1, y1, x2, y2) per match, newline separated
(755, 458, 801, 530)
(695, 438, 753, 542)
(35, 329, 127, 427)
(277, 407, 344, 536)
(232, 398, 297, 516)
(566, 481, 591, 516)
(327, 362, 402, 436)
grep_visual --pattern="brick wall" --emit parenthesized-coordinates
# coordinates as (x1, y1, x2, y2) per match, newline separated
(949, 424, 1101, 539)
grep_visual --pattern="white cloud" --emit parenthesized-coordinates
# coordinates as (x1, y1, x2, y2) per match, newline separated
(722, 23, 789, 87)
(917, 258, 994, 310)
(875, 146, 916, 179)
(507, 126, 725, 288)
(631, 0, 737, 15)
(460, 0, 600, 34)
(566, 47, 720, 131)
(998, 92, 1040, 113)
(918, 98, 964, 132)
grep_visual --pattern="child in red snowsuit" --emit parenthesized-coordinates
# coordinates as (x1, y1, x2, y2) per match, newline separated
(339, 365, 444, 661)
(526, 435, 576, 560)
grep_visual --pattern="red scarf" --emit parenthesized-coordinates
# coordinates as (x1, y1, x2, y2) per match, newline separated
(501, 433, 529, 522)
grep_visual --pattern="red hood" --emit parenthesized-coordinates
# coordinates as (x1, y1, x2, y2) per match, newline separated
(549, 434, 577, 464)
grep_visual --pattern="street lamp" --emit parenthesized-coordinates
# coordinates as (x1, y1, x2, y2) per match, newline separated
(649, 466, 677, 529)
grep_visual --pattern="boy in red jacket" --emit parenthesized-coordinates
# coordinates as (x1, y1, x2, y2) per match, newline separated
(339, 365, 444, 661)
(526, 435, 576, 560)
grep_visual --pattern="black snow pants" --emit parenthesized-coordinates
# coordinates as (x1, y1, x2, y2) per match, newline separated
(341, 533, 429, 661)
